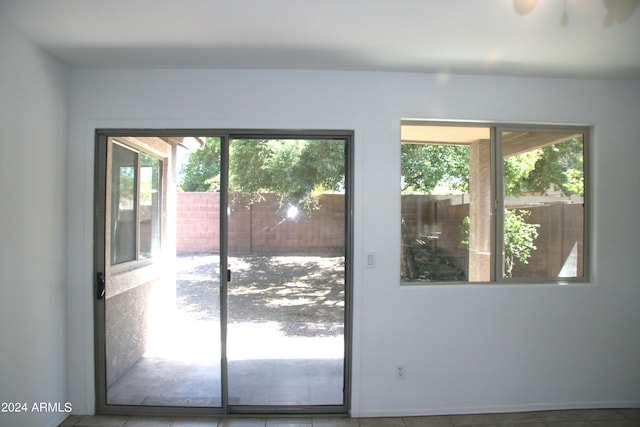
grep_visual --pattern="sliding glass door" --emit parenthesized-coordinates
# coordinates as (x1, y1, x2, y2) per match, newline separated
(96, 136, 222, 409)
(95, 131, 351, 416)
(226, 137, 348, 411)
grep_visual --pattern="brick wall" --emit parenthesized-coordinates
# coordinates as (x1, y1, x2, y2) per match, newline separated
(176, 192, 345, 255)
(176, 192, 221, 254)
(180, 192, 582, 277)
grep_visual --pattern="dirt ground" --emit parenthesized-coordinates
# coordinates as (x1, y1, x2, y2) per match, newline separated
(175, 255, 345, 337)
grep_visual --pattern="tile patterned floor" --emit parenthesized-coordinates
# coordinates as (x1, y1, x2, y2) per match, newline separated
(108, 356, 343, 407)
(59, 408, 640, 427)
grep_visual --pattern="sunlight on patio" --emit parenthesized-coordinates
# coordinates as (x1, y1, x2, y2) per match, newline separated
(144, 255, 344, 362)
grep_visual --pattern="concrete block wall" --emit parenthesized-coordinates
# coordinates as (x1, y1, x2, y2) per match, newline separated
(176, 192, 221, 254)
(178, 192, 582, 273)
(176, 192, 345, 255)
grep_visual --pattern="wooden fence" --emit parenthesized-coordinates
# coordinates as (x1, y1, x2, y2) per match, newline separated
(401, 195, 584, 279)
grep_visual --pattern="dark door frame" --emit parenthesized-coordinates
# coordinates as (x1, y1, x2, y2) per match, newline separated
(94, 129, 354, 417)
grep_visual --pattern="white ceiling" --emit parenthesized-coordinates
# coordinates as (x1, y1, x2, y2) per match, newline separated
(2, 0, 639, 79)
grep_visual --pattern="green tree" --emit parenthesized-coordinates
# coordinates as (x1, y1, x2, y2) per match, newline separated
(503, 149, 542, 196)
(523, 137, 584, 196)
(459, 210, 540, 278)
(230, 139, 345, 210)
(179, 137, 221, 192)
(503, 209, 539, 278)
(401, 137, 583, 197)
(180, 138, 345, 209)
(401, 144, 470, 193)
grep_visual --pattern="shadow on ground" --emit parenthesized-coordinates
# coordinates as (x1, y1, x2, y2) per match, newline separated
(175, 255, 345, 337)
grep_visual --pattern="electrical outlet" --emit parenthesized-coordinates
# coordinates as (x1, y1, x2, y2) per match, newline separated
(395, 364, 407, 380)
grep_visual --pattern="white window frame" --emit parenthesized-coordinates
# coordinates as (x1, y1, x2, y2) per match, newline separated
(400, 119, 590, 285)
(110, 140, 165, 269)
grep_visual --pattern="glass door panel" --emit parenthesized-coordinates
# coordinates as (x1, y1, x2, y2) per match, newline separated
(226, 138, 347, 408)
(97, 132, 350, 415)
(103, 136, 222, 408)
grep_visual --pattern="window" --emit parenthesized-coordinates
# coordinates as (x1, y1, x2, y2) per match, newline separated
(139, 152, 162, 259)
(110, 142, 163, 265)
(400, 121, 588, 283)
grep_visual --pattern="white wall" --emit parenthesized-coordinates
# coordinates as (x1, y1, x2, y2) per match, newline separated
(67, 69, 640, 416)
(0, 20, 71, 427)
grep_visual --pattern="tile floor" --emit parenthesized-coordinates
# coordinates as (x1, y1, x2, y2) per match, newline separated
(59, 408, 640, 427)
(108, 356, 344, 407)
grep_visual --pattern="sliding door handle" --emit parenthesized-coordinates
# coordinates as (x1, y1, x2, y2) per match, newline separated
(96, 272, 105, 300)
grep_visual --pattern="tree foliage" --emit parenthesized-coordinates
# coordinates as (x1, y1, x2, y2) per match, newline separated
(503, 209, 540, 278)
(230, 139, 345, 209)
(459, 210, 540, 278)
(401, 137, 583, 197)
(503, 150, 542, 196)
(522, 138, 584, 196)
(401, 144, 470, 194)
(179, 137, 221, 192)
(179, 138, 345, 210)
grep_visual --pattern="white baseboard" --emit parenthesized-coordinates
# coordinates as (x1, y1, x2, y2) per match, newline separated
(355, 400, 640, 418)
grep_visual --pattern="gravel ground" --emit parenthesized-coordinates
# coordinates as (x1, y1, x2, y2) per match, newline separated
(175, 255, 345, 337)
